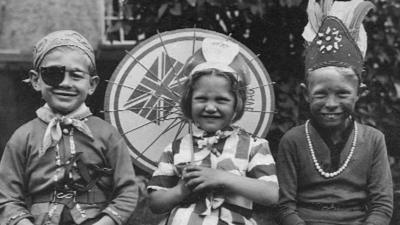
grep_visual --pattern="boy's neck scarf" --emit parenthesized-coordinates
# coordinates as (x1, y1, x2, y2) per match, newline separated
(36, 104, 94, 156)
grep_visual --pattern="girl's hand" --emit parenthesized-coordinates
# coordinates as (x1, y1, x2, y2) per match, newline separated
(176, 178, 192, 197)
(182, 165, 226, 192)
(16, 219, 34, 225)
(148, 178, 193, 214)
(91, 215, 116, 225)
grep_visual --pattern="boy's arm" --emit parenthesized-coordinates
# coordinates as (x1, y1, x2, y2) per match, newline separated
(15, 219, 34, 225)
(100, 134, 139, 225)
(276, 135, 306, 225)
(0, 135, 34, 225)
(364, 132, 393, 225)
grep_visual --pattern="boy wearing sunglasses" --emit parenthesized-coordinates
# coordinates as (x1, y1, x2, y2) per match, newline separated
(0, 30, 138, 225)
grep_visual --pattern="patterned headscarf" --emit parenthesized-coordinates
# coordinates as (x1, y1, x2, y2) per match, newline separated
(32, 30, 96, 71)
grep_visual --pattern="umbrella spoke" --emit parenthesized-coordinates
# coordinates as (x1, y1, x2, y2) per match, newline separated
(249, 54, 261, 62)
(157, 30, 180, 83)
(192, 27, 197, 55)
(240, 82, 276, 91)
(124, 50, 180, 99)
(122, 109, 181, 136)
(105, 79, 178, 107)
(101, 105, 180, 113)
(135, 117, 183, 160)
(173, 119, 188, 142)
(245, 110, 276, 114)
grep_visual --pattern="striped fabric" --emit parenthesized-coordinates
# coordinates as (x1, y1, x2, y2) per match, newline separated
(148, 127, 277, 225)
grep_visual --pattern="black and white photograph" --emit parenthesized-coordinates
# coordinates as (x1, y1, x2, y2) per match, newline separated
(0, 0, 399, 224)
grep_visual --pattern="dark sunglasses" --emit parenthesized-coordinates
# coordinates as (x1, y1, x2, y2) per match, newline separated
(39, 66, 91, 87)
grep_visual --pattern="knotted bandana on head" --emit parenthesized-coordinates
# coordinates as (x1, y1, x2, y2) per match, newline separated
(183, 38, 251, 85)
(303, 0, 375, 75)
(36, 104, 94, 157)
(32, 30, 96, 71)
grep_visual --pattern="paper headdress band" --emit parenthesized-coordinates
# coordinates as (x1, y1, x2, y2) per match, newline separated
(303, 0, 374, 75)
(183, 38, 251, 85)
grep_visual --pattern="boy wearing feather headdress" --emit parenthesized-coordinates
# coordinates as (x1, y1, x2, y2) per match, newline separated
(276, 0, 393, 224)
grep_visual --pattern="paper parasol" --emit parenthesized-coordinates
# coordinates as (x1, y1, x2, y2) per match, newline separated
(103, 28, 275, 173)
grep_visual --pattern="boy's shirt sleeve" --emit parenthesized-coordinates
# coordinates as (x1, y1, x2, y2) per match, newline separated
(0, 131, 34, 225)
(101, 132, 139, 225)
(276, 134, 306, 225)
(364, 131, 393, 225)
(246, 138, 278, 184)
(147, 143, 180, 191)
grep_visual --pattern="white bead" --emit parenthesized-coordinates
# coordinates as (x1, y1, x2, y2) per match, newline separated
(305, 120, 357, 179)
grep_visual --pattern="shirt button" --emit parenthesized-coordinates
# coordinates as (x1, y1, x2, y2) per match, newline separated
(63, 128, 69, 134)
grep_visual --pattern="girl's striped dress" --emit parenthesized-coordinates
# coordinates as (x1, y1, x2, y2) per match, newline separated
(148, 126, 277, 225)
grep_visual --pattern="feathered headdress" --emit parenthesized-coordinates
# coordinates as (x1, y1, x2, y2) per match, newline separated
(303, 0, 375, 75)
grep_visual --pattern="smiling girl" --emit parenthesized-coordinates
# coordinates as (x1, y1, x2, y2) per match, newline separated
(147, 38, 278, 225)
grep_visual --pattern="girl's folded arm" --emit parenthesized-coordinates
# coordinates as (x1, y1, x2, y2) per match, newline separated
(148, 179, 191, 214)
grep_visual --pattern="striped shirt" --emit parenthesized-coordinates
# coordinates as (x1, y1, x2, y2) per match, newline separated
(148, 127, 277, 225)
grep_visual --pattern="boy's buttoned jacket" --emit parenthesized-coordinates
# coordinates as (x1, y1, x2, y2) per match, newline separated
(0, 116, 138, 225)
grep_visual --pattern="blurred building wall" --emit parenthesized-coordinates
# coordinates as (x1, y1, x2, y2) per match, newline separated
(0, 0, 103, 53)
(0, 0, 106, 156)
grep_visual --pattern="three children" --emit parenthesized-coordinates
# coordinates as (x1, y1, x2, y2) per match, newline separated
(147, 38, 279, 225)
(0, 1, 395, 224)
(0, 30, 138, 225)
(276, 0, 393, 224)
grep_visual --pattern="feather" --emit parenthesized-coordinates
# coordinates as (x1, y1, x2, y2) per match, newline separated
(322, 0, 334, 17)
(306, 0, 323, 33)
(349, 1, 375, 41)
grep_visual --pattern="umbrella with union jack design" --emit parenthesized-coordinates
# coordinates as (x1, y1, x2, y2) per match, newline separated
(103, 28, 275, 173)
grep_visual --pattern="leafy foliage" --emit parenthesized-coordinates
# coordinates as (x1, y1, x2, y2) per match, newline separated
(106, 0, 400, 158)
(106, 1, 400, 224)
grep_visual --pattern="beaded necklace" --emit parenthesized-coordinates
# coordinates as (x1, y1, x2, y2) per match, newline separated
(305, 120, 358, 178)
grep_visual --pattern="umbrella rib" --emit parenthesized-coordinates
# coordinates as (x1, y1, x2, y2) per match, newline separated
(105, 79, 178, 107)
(135, 117, 182, 160)
(101, 106, 180, 113)
(240, 82, 276, 91)
(192, 27, 196, 55)
(122, 116, 181, 136)
(174, 29, 200, 88)
(173, 119, 187, 142)
(124, 50, 180, 99)
(249, 54, 261, 62)
(244, 110, 277, 113)
(156, 30, 180, 86)
(121, 109, 181, 135)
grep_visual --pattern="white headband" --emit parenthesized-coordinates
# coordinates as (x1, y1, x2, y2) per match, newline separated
(189, 38, 240, 75)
